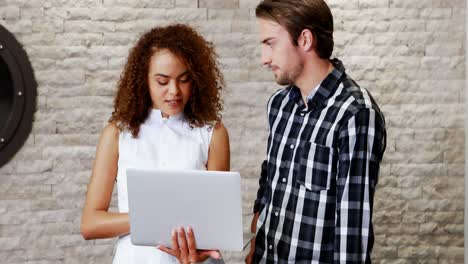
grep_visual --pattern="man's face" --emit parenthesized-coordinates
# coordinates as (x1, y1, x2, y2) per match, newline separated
(258, 18, 304, 85)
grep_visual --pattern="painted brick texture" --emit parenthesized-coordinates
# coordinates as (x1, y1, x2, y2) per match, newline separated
(0, 0, 464, 263)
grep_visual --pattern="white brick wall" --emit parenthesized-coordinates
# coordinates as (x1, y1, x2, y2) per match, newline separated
(0, 0, 464, 263)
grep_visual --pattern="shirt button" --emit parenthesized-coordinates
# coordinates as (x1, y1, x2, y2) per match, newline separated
(274, 211, 279, 216)
(289, 144, 294, 149)
(282, 178, 286, 183)
(300, 112, 305, 116)
(268, 245, 273, 250)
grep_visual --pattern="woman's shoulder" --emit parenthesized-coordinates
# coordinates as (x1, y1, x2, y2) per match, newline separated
(185, 121, 227, 145)
(101, 122, 121, 138)
(94, 122, 120, 155)
(192, 121, 227, 134)
(212, 122, 227, 134)
(210, 122, 228, 143)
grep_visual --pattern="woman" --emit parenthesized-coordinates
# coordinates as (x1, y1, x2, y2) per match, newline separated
(80, 24, 229, 264)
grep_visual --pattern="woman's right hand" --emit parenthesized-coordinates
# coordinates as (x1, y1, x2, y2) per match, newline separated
(157, 226, 222, 264)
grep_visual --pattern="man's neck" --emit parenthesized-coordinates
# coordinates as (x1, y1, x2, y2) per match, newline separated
(295, 58, 333, 105)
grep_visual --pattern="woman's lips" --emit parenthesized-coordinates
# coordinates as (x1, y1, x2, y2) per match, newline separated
(165, 99, 181, 107)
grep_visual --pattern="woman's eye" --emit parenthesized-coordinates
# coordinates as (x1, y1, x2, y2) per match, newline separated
(180, 78, 191, 83)
(157, 81, 168, 85)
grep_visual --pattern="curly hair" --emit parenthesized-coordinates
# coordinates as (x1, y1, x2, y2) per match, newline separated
(109, 24, 224, 137)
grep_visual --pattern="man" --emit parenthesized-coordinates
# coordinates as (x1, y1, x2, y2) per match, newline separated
(246, 0, 386, 263)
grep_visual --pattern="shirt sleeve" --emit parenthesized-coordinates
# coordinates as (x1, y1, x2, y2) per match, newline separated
(334, 107, 386, 263)
(253, 159, 268, 213)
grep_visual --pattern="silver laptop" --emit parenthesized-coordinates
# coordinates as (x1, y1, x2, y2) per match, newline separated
(126, 168, 243, 251)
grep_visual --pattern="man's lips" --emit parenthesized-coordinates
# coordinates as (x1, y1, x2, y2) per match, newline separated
(269, 66, 279, 73)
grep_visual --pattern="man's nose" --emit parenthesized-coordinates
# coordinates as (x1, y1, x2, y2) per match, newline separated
(261, 46, 272, 66)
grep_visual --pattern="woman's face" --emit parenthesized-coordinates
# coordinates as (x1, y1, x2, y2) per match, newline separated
(147, 49, 192, 117)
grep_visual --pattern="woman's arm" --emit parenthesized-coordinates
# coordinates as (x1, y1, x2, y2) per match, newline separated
(80, 123, 130, 240)
(207, 122, 230, 171)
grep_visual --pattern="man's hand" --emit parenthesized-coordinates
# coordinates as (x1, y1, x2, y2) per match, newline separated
(245, 212, 259, 264)
(244, 236, 255, 264)
(156, 226, 222, 264)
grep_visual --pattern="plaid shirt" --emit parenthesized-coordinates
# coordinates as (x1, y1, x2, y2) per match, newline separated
(253, 59, 386, 263)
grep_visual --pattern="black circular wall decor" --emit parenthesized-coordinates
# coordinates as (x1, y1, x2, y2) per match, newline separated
(0, 25, 37, 167)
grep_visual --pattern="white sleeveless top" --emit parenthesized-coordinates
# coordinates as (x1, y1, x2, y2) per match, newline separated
(113, 109, 221, 264)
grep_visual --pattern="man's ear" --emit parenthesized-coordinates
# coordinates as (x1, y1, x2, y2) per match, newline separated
(297, 28, 314, 52)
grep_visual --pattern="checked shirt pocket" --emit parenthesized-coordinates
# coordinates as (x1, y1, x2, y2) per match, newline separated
(297, 142, 338, 192)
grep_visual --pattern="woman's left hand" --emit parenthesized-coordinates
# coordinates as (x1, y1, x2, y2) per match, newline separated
(156, 226, 222, 264)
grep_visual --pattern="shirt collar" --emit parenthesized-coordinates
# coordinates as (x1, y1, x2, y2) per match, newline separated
(288, 58, 345, 111)
(147, 108, 185, 124)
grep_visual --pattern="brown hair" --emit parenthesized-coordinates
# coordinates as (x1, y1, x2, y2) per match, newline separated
(256, 0, 334, 59)
(109, 24, 224, 137)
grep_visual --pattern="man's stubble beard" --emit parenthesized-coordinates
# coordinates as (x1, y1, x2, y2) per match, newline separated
(273, 60, 304, 86)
